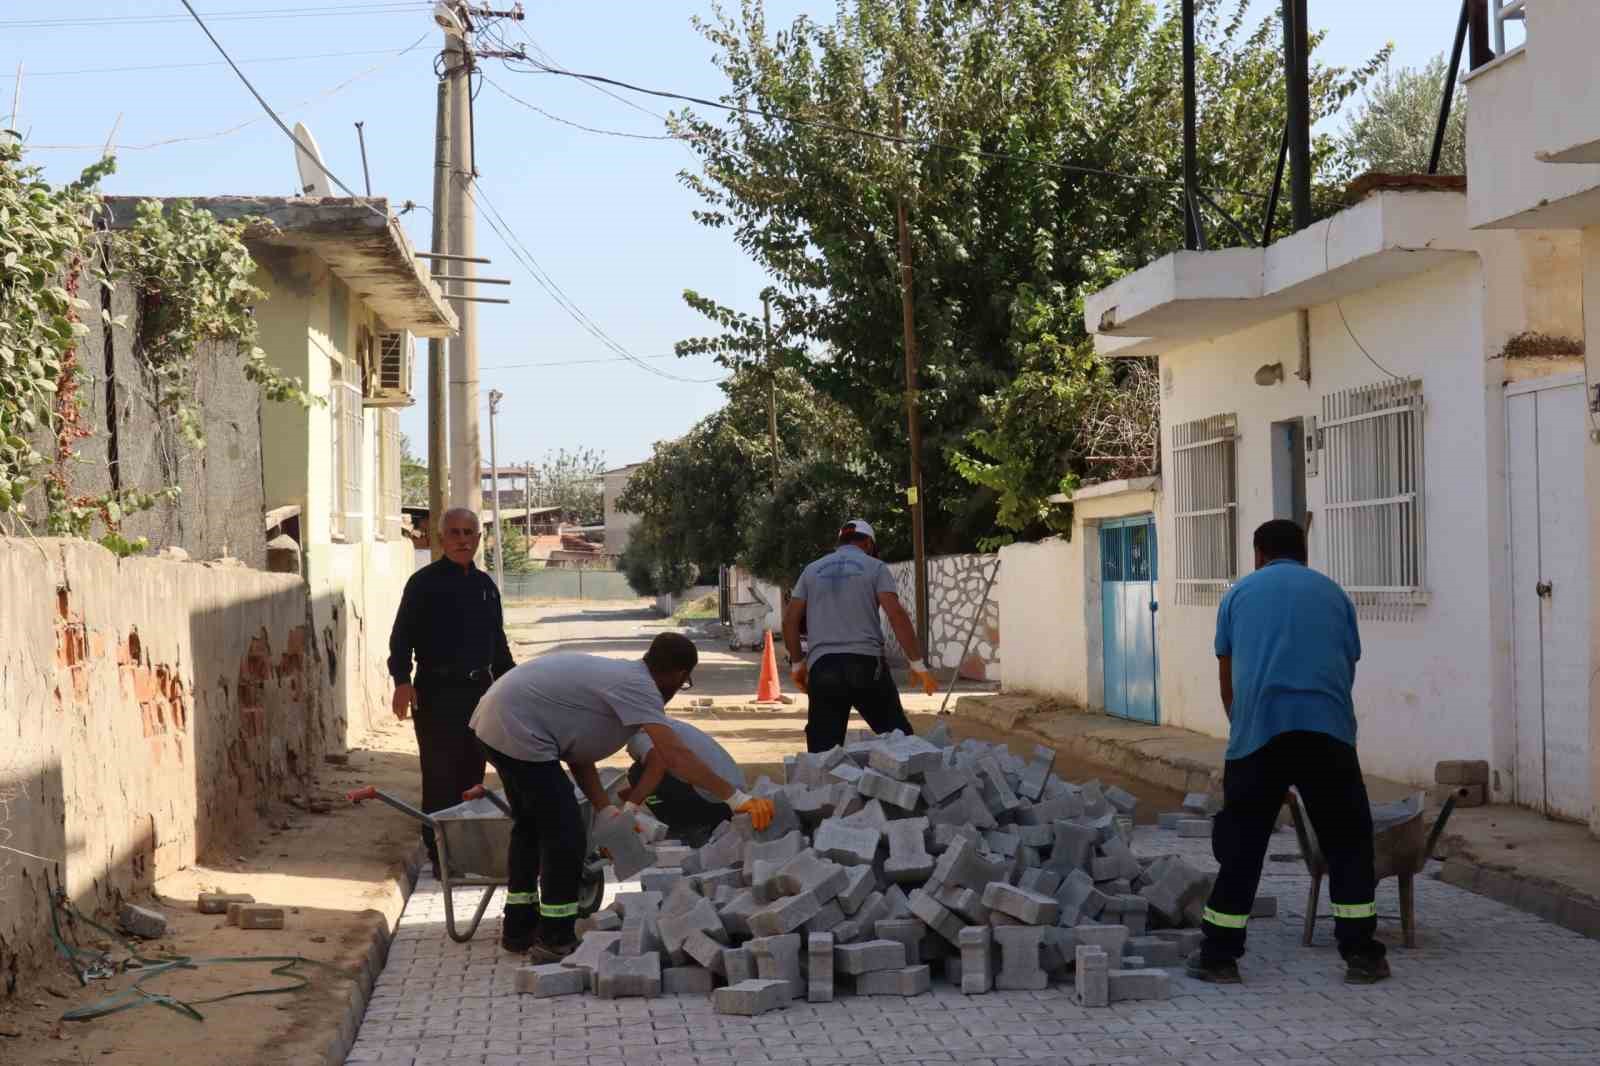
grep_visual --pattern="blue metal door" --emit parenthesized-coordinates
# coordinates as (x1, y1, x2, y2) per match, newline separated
(1101, 515, 1159, 723)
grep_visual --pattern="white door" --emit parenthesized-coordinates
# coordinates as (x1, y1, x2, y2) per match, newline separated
(1507, 376, 1592, 821)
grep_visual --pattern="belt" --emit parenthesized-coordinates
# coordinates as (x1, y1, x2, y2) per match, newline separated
(417, 666, 495, 685)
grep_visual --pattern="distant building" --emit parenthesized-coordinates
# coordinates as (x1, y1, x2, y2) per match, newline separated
(602, 462, 645, 557)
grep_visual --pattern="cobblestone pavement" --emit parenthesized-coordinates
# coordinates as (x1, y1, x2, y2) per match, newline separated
(347, 826, 1600, 1066)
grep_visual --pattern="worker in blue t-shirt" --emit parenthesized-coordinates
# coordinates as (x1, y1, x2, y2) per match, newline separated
(1188, 519, 1389, 986)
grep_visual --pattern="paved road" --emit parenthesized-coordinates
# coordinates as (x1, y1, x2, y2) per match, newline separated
(344, 603, 1600, 1065)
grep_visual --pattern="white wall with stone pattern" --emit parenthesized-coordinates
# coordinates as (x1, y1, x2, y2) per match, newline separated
(882, 553, 1000, 680)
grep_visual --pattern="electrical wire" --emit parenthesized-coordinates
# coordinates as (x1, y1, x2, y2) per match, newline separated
(175, 0, 395, 217)
(505, 25, 673, 124)
(460, 179, 725, 384)
(25, 45, 435, 79)
(0, 3, 430, 30)
(504, 56, 1283, 203)
(26, 37, 427, 152)
(482, 75, 680, 142)
(483, 353, 687, 370)
(1324, 209, 1402, 380)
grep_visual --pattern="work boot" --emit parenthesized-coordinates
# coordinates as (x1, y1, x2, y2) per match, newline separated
(1185, 949, 1242, 984)
(527, 933, 578, 963)
(1343, 953, 1391, 984)
(500, 904, 538, 954)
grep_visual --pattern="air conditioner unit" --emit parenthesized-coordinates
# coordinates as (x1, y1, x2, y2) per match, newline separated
(366, 331, 415, 407)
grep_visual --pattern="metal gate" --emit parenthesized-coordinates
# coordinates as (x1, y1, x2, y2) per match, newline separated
(1101, 515, 1160, 724)
(1507, 374, 1591, 821)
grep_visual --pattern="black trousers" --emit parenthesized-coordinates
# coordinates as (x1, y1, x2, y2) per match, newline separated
(805, 653, 914, 753)
(1202, 730, 1385, 963)
(626, 762, 731, 847)
(412, 679, 490, 866)
(480, 742, 584, 919)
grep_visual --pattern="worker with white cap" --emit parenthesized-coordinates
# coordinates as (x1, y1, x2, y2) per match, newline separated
(782, 518, 936, 752)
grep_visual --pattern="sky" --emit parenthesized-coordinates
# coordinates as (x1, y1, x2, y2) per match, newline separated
(4, 0, 1469, 473)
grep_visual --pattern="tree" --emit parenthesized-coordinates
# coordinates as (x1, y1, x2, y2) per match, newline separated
(527, 447, 606, 525)
(399, 433, 429, 507)
(672, 0, 1382, 545)
(1338, 54, 1465, 178)
(485, 521, 534, 575)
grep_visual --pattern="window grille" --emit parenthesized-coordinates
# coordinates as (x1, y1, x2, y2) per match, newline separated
(1320, 378, 1427, 620)
(1171, 413, 1238, 606)
(377, 409, 403, 541)
(331, 379, 364, 542)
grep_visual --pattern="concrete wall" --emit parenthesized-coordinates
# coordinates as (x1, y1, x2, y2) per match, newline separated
(0, 539, 331, 994)
(1528, 0, 1600, 165)
(883, 554, 1001, 680)
(1152, 258, 1510, 791)
(1583, 227, 1600, 835)
(603, 465, 642, 557)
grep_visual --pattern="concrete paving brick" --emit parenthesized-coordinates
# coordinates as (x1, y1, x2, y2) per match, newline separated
(788, 784, 840, 824)
(197, 892, 253, 915)
(745, 829, 806, 869)
(840, 797, 891, 831)
(802, 900, 845, 934)
(1079, 782, 1111, 818)
(1073, 923, 1129, 959)
(720, 946, 755, 984)
(121, 903, 168, 938)
(920, 765, 970, 807)
(1015, 791, 1087, 826)
(1104, 784, 1139, 816)
(882, 883, 912, 918)
(776, 849, 849, 902)
(907, 888, 964, 946)
(1053, 868, 1096, 925)
(992, 925, 1047, 991)
(927, 785, 997, 830)
(836, 864, 875, 915)
(812, 818, 882, 866)
(592, 813, 658, 880)
(236, 905, 285, 930)
(833, 938, 907, 975)
(828, 761, 864, 786)
(1046, 820, 1098, 872)
(714, 888, 760, 938)
(1073, 945, 1109, 1007)
(662, 876, 703, 915)
(695, 828, 745, 872)
(576, 909, 622, 936)
(619, 914, 662, 957)
(681, 930, 728, 973)
(612, 891, 662, 920)
(982, 829, 1020, 860)
(711, 979, 787, 1016)
(1124, 935, 1181, 966)
(563, 931, 622, 979)
(640, 869, 684, 894)
(748, 890, 822, 938)
(594, 951, 661, 999)
(857, 768, 922, 811)
(749, 932, 804, 999)
(976, 757, 1021, 814)
(935, 883, 989, 925)
(1018, 745, 1055, 802)
(1251, 894, 1277, 917)
(806, 931, 834, 1003)
(1156, 811, 1185, 830)
(873, 917, 923, 963)
(1016, 868, 1060, 896)
(833, 890, 887, 943)
(1177, 818, 1212, 838)
(867, 734, 944, 780)
(1099, 834, 1144, 881)
(855, 964, 930, 996)
(689, 866, 742, 895)
(884, 817, 934, 883)
(1108, 967, 1170, 1002)
(1101, 894, 1149, 935)
(515, 964, 586, 998)
(1015, 823, 1054, 849)
(1151, 927, 1203, 954)
(957, 925, 992, 994)
(661, 965, 714, 996)
(981, 882, 1060, 926)
(657, 897, 728, 957)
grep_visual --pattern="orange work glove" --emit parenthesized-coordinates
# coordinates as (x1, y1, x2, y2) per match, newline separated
(790, 662, 809, 693)
(907, 659, 937, 696)
(729, 790, 774, 831)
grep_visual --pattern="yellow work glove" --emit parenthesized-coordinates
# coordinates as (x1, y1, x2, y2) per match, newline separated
(729, 790, 774, 831)
(907, 659, 938, 696)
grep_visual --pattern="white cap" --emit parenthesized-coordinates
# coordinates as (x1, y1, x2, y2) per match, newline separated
(840, 518, 876, 541)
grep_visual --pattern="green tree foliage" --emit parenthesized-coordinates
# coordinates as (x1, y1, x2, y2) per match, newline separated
(399, 433, 429, 506)
(1337, 55, 1465, 178)
(486, 520, 535, 576)
(672, 0, 1381, 544)
(528, 447, 606, 525)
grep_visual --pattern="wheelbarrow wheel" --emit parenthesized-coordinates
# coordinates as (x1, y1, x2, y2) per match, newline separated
(576, 863, 606, 918)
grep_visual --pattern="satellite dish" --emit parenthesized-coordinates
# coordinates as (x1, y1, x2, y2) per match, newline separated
(292, 122, 334, 198)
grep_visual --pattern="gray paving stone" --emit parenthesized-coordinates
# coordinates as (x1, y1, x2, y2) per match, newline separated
(515, 963, 586, 998)
(1016, 868, 1060, 896)
(927, 785, 996, 830)
(857, 768, 922, 810)
(806, 931, 834, 1003)
(639, 868, 684, 893)
(748, 889, 822, 937)
(920, 765, 970, 807)
(833, 938, 907, 975)
(712, 978, 787, 1016)
(957, 925, 992, 994)
(1108, 967, 1170, 1002)
(1177, 818, 1212, 838)
(1047, 820, 1098, 872)
(657, 896, 728, 957)
(714, 888, 761, 938)
(1074, 945, 1109, 1007)
(867, 734, 944, 780)
(1125, 935, 1182, 966)
(619, 913, 661, 957)
(1073, 922, 1129, 959)
(873, 917, 923, 963)
(992, 925, 1047, 990)
(594, 951, 661, 999)
(855, 964, 930, 996)
(592, 813, 658, 880)
(563, 931, 621, 979)
(748, 932, 804, 1000)
(907, 888, 964, 946)
(776, 848, 849, 902)
(120, 904, 168, 939)
(812, 818, 881, 865)
(981, 882, 1060, 926)
(1018, 745, 1055, 802)
(745, 829, 806, 868)
(661, 964, 714, 995)
(680, 928, 728, 972)
(801, 899, 845, 934)
(720, 945, 754, 984)
(836, 864, 875, 914)
(1015, 791, 1086, 825)
(884, 816, 934, 883)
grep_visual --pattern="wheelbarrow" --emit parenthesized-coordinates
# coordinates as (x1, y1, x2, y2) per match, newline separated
(1285, 788, 1458, 949)
(729, 601, 769, 651)
(346, 766, 627, 942)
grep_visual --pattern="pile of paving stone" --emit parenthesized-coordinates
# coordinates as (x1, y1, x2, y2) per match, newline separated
(515, 726, 1230, 1015)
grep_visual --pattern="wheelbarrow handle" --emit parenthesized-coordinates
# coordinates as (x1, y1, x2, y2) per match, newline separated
(461, 783, 515, 818)
(346, 785, 434, 827)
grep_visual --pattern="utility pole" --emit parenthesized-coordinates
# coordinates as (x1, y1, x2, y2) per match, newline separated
(488, 388, 505, 590)
(763, 292, 779, 492)
(1282, 0, 1312, 230)
(426, 72, 452, 560)
(1181, 0, 1200, 250)
(443, 26, 481, 517)
(894, 105, 930, 653)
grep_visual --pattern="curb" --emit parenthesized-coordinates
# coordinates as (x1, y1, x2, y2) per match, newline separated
(1435, 858, 1600, 941)
(320, 846, 423, 1066)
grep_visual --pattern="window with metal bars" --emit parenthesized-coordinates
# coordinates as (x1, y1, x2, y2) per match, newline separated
(1171, 413, 1238, 606)
(330, 378, 365, 542)
(377, 409, 403, 541)
(1319, 378, 1427, 620)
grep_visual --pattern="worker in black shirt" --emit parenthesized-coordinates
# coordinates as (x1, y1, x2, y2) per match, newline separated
(389, 507, 516, 878)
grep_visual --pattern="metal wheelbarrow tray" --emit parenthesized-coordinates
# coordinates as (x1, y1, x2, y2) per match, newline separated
(348, 766, 626, 942)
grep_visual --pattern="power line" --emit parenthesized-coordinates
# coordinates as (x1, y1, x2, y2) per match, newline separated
(25, 45, 433, 79)
(27, 38, 427, 152)
(481, 75, 679, 142)
(506, 57, 1285, 204)
(484, 353, 689, 370)
(461, 179, 725, 384)
(0, 3, 430, 30)
(502, 24, 672, 125)
(175, 0, 392, 217)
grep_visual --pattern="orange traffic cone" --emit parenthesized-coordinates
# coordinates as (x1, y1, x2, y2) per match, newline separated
(756, 631, 782, 703)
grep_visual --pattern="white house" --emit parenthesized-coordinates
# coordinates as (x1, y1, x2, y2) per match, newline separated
(1010, 1, 1600, 836)
(602, 462, 644, 557)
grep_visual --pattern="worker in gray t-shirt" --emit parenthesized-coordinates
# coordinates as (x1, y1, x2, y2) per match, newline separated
(782, 518, 934, 752)
(620, 718, 744, 846)
(469, 633, 773, 960)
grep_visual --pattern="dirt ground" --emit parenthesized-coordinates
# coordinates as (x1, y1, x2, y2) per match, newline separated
(0, 599, 1180, 1064)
